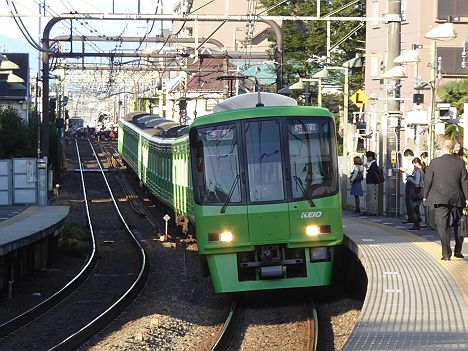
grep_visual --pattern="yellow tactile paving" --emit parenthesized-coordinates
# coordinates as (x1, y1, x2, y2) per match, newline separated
(351, 216, 468, 304)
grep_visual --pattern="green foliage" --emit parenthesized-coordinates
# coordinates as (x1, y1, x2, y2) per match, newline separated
(0, 105, 36, 158)
(438, 79, 468, 113)
(444, 124, 464, 144)
(259, 0, 366, 153)
(59, 223, 89, 257)
(438, 79, 467, 144)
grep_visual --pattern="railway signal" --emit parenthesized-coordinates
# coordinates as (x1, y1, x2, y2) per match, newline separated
(163, 214, 171, 241)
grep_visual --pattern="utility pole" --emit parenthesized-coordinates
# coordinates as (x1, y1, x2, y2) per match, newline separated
(384, 0, 401, 216)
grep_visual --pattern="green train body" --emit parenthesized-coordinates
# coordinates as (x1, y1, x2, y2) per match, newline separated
(119, 93, 343, 293)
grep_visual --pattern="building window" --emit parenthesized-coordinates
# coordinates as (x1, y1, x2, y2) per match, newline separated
(371, 1, 380, 27)
(437, 0, 468, 21)
(401, 0, 407, 21)
(371, 55, 379, 78)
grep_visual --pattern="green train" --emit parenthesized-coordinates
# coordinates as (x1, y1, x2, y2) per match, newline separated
(118, 93, 343, 293)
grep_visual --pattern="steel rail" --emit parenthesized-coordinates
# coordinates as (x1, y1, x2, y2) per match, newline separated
(49, 139, 150, 350)
(306, 298, 319, 351)
(210, 298, 239, 351)
(0, 140, 98, 338)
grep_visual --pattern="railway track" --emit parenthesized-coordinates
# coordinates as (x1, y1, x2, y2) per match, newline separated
(0, 139, 149, 350)
(210, 297, 319, 351)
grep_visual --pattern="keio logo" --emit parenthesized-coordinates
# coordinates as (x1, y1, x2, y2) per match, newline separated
(301, 211, 322, 219)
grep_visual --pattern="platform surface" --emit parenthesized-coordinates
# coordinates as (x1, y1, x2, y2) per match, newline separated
(0, 206, 69, 256)
(342, 213, 468, 350)
(0, 206, 27, 223)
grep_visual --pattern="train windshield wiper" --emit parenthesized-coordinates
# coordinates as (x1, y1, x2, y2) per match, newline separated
(293, 176, 315, 207)
(220, 174, 240, 214)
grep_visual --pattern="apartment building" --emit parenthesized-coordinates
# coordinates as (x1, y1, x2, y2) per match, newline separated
(364, 0, 468, 155)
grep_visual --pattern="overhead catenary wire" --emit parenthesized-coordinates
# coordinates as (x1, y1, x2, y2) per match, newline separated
(5, 0, 52, 52)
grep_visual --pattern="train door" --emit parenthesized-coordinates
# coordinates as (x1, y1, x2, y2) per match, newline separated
(243, 119, 290, 244)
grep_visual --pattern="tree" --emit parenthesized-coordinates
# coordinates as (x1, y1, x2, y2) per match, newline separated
(259, 0, 366, 151)
(0, 105, 36, 158)
(438, 79, 468, 146)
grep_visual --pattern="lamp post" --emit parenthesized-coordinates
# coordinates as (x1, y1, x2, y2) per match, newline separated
(424, 19, 458, 159)
(313, 66, 350, 174)
(289, 78, 323, 106)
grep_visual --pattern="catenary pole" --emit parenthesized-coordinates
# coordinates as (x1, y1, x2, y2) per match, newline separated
(385, 0, 401, 216)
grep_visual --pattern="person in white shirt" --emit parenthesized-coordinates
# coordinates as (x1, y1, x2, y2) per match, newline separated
(399, 149, 415, 223)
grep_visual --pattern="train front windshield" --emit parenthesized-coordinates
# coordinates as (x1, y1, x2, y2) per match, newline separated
(288, 118, 338, 200)
(191, 117, 338, 205)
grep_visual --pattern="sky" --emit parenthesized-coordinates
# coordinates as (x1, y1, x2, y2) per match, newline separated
(0, 0, 178, 73)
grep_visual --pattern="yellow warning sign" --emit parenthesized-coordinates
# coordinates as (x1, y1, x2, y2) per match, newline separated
(350, 89, 368, 108)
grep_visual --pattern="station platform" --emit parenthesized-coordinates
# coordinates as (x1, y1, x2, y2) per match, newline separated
(0, 206, 69, 256)
(341, 212, 468, 350)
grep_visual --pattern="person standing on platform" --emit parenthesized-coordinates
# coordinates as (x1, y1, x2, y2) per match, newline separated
(350, 155, 364, 214)
(423, 137, 468, 260)
(364, 151, 379, 216)
(420, 151, 429, 168)
(406, 157, 425, 230)
(399, 149, 415, 224)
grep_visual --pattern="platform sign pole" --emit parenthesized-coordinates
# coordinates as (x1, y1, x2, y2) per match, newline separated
(163, 214, 170, 241)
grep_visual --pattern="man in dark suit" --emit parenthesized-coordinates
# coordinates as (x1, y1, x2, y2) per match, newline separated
(423, 137, 468, 260)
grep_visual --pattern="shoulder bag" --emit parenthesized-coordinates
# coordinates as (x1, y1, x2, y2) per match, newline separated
(460, 209, 468, 238)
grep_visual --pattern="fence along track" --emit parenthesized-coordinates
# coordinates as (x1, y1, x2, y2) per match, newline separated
(0, 140, 98, 338)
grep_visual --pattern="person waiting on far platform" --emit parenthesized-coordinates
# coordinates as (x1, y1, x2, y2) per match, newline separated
(363, 151, 380, 216)
(420, 151, 429, 168)
(350, 155, 364, 214)
(423, 136, 468, 261)
(399, 149, 415, 224)
(406, 157, 425, 230)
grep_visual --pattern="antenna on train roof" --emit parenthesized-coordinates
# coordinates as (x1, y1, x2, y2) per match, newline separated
(254, 77, 264, 107)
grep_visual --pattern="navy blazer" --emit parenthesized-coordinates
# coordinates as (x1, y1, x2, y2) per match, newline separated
(423, 154, 468, 207)
(366, 161, 379, 184)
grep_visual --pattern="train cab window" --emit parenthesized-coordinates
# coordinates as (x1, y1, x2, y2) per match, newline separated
(288, 118, 338, 199)
(190, 124, 241, 204)
(244, 120, 285, 202)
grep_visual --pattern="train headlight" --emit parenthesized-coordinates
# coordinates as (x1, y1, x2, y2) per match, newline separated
(306, 225, 320, 237)
(220, 231, 233, 242)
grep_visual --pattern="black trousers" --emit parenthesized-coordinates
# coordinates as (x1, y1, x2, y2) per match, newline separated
(409, 204, 422, 227)
(405, 182, 415, 222)
(434, 205, 464, 258)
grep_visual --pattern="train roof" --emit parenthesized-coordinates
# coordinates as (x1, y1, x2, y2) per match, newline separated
(122, 111, 149, 122)
(120, 115, 187, 140)
(190, 103, 333, 128)
(164, 125, 189, 138)
(213, 92, 297, 113)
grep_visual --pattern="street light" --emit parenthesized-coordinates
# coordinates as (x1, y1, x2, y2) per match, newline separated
(289, 78, 323, 106)
(312, 66, 350, 174)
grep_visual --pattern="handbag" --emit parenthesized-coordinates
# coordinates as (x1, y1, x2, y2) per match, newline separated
(460, 209, 468, 238)
(352, 170, 363, 183)
(409, 186, 423, 200)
